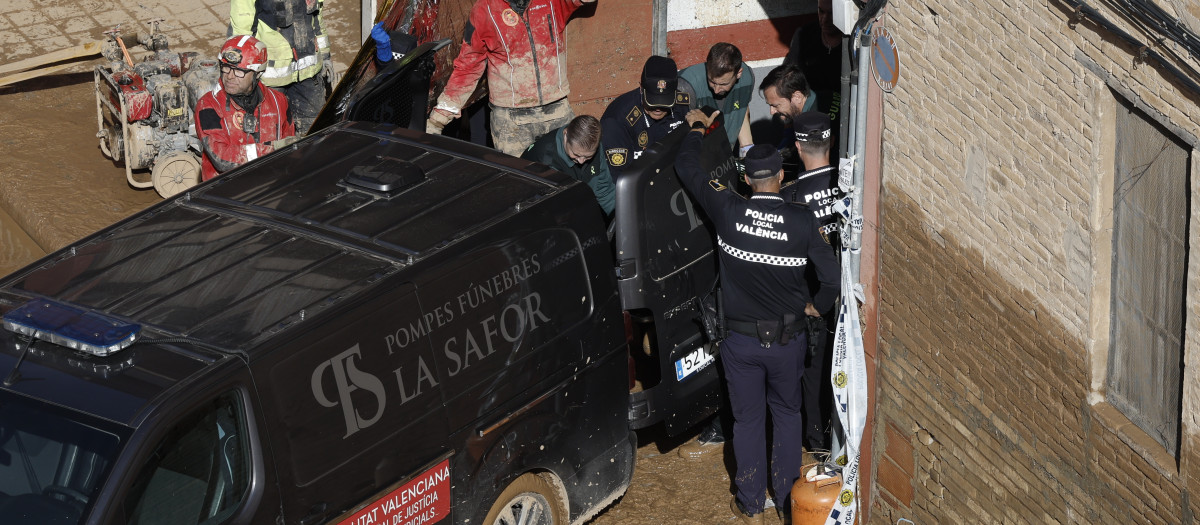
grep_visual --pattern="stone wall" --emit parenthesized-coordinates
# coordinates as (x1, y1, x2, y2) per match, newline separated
(871, 0, 1200, 522)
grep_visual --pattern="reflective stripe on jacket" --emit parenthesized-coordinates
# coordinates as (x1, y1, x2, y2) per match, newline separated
(230, 0, 328, 87)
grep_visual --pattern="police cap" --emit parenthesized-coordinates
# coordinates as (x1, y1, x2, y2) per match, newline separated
(641, 55, 679, 108)
(742, 145, 782, 179)
(793, 111, 832, 142)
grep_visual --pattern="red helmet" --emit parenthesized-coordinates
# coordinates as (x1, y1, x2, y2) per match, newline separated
(219, 35, 268, 73)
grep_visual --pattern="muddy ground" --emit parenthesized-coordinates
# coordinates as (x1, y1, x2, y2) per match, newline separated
(0, 4, 792, 524)
(0, 77, 781, 525)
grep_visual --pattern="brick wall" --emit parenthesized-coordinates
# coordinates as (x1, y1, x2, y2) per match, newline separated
(872, 0, 1200, 522)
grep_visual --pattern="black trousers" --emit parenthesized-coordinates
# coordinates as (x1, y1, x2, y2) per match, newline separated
(800, 311, 836, 451)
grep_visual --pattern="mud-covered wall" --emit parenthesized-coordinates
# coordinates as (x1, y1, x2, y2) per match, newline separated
(871, 0, 1200, 522)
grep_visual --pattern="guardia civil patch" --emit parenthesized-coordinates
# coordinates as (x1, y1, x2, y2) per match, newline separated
(625, 106, 641, 126)
(637, 131, 648, 148)
(606, 148, 628, 167)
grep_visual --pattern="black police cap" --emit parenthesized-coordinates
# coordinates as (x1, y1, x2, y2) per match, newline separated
(742, 144, 782, 179)
(641, 55, 679, 108)
(794, 111, 832, 142)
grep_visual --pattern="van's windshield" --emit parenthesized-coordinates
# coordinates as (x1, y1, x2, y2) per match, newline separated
(0, 392, 123, 525)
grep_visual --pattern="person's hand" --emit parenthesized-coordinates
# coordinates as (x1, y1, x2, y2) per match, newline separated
(685, 109, 719, 129)
(426, 108, 455, 134)
(805, 303, 820, 317)
(371, 22, 392, 63)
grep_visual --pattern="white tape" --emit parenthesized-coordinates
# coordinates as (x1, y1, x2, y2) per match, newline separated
(838, 156, 854, 192)
(825, 244, 868, 525)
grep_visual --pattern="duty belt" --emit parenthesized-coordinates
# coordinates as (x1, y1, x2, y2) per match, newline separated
(725, 314, 802, 347)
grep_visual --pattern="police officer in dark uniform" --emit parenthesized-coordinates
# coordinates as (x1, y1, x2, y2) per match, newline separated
(678, 109, 840, 523)
(600, 55, 691, 181)
(782, 111, 842, 454)
(785, 111, 841, 247)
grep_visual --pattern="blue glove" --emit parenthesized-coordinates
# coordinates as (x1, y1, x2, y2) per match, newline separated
(371, 22, 392, 63)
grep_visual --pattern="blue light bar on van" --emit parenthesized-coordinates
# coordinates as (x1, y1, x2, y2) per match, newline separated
(2, 299, 141, 356)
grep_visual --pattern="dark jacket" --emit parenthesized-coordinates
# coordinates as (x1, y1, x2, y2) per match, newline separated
(676, 129, 840, 319)
(522, 127, 616, 216)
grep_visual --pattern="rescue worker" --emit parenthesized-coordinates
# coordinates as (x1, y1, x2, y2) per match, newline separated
(195, 35, 296, 182)
(677, 109, 840, 524)
(679, 42, 755, 154)
(521, 115, 616, 217)
(425, 0, 596, 155)
(600, 55, 691, 181)
(230, 0, 330, 133)
(783, 111, 842, 454)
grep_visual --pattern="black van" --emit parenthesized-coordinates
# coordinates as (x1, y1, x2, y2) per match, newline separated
(0, 108, 734, 524)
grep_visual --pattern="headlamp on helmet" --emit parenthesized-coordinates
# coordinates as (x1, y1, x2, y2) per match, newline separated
(219, 35, 268, 74)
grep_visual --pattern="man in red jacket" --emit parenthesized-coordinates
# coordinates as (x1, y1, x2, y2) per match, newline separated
(195, 35, 297, 181)
(425, 0, 595, 155)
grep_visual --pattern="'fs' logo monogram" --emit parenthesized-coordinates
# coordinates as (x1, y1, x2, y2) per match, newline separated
(311, 344, 387, 438)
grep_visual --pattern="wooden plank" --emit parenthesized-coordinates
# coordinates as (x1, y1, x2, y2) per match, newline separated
(0, 41, 102, 76)
(0, 62, 78, 87)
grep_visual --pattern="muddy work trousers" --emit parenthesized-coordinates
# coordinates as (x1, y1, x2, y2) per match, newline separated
(721, 330, 807, 514)
(280, 75, 328, 134)
(489, 97, 573, 156)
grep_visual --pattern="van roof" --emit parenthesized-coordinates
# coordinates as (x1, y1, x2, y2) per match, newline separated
(0, 124, 567, 355)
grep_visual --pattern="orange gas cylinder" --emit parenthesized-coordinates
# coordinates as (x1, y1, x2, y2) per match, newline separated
(791, 463, 844, 525)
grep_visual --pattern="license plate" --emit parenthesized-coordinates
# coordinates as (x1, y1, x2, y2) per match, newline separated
(674, 345, 715, 381)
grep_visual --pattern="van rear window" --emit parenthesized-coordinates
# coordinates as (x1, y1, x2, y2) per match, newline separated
(0, 393, 122, 525)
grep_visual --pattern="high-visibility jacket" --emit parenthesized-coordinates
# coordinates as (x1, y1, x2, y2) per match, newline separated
(230, 0, 328, 87)
(435, 0, 587, 114)
(195, 82, 295, 180)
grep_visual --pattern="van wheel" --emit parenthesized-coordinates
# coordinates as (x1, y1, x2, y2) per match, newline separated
(483, 473, 566, 525)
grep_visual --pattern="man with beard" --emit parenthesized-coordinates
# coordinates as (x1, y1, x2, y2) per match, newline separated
(195, 35, 296, 181)
(426, 0, 595, 155)
(760, 64, 842, 171)
(678, 43, 755, 154)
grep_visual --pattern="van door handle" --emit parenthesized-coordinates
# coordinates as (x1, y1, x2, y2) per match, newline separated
(298, 503, 328, 525)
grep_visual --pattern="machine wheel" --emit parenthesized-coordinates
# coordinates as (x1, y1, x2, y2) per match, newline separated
(483, 473, 567, 525)
(152, 152, 201, 198)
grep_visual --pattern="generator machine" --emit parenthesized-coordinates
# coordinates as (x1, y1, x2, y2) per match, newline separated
(94, 21, 218, 198)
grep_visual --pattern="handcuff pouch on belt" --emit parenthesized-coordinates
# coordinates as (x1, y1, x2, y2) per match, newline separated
(728, 313, 800, 348)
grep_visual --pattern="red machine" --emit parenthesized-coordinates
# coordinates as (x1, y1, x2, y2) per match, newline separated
(94, 21, 218, 198)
